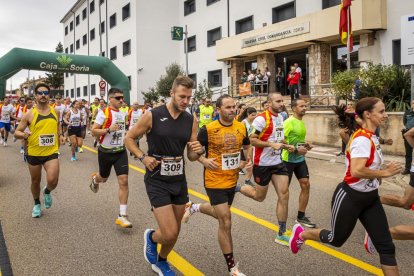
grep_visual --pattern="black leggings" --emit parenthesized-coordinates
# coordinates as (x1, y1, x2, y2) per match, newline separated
(319, 182, 396, 266)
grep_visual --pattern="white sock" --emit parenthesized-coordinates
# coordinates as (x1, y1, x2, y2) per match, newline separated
(120, 205, 127, 216)
(191, 203, 201, 213)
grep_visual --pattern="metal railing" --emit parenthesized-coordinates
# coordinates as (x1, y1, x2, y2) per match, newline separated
(309, 83, 338, 108)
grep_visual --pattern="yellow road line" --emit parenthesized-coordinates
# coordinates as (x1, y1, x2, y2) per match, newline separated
(83, 145, 383, 275)
(83, 146, 203, 276)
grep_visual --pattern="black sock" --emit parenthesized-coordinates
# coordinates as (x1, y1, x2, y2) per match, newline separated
(298, 211, 305, 219)
(149, 231, 156, 244)
(158, 256, 167, 262)
(34, 198, 41, 205)
(44, 187, 51, 194)
(224, 253, 235, 271)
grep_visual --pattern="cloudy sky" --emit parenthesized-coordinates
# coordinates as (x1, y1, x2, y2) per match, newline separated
(0, 0, 76, 90)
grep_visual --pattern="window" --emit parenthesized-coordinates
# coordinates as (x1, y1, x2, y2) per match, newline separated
(207, 27, 221, 47)
(76, 15, 80, 26)
(187, 35, 196, 52)
(82, 8, 87, 20)
(122, 3, 130, 20)
(91, 84, 96, 96)
(65, 48, 68, 54)
(392, 39, 401, 65)
(76, 39, 80, 50)
(65, 73, 69, 78)
(208, 70, 222, 87)
(207, 0, 220, 5)
(66, 90, 69, 97)
(101, 51, 105, 57)
(272, 2, 295, 24)
(83, 86, 88, 97)
(90, 28, 95, 41)
(331, 44, 360, 72)
(110, 46, 117, 60)
(123, 40, 131, 56)
(109, 13, 117, 29)
(184, 0, 196, 16)
(65, 26, 68, 35)
(128, 76, 131, 88)
(83, 34, 87, 45)
(70, 89, 74, 98)
(70, 44, 74, 53)
(100, 21, 105, 34)
(322, 0, 341, 9)
(100, 0, 104, 5)
(90, 1, 95, 14)
(76, 87, 81, 97)
(70, 21, 73, 31)
(235, 16, 253, 35)
(188, 74, 197, 88)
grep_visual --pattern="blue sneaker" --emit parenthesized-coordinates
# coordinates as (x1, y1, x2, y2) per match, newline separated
(144, 229, 158, 264)
(32, 204, 42, 218)
(274, 233, 290, 247)
(71, 156, 77, 161)
(152, 261, 175, 276)
(43, 186, 52, 209)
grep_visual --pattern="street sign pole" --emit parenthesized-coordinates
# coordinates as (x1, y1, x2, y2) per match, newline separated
(185, 25, 189, 76)
(411, 65, 414, 102)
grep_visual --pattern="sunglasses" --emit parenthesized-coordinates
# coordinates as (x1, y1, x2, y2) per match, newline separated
(36, 90, 50, 96)
(112, 96, 124, 101)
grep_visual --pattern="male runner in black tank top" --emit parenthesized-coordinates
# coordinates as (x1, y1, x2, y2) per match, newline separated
(125, 76, 203, 275)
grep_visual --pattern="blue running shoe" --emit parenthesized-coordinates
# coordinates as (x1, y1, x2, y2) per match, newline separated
(152, 261, 175, 276)
(32, 204, 42, 218)
(144, 229, 158, 264)
(43, 186, 52, 209)
(71, 156, 77, 161)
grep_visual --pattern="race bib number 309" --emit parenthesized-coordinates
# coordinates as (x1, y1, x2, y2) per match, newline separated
(161, 157, 184, 176)
(39, 134, 55, 147)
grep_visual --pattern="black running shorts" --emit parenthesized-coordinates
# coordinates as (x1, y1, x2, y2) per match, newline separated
(253, 163, 289, 186)
(97, 148, 128, 178)
(68, 126, 82, 138)
(27, 153, 59, 166)
(410, 172, 414, 188)
(205, 187, 236, 206)
(144, 177, 189, 208)
(284, 161, 310, 184)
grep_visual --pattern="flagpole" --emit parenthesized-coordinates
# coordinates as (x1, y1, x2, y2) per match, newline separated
(346, 5, 351, 71)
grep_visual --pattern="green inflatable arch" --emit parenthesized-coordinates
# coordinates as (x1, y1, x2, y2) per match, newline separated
(0, 48, 130, 103)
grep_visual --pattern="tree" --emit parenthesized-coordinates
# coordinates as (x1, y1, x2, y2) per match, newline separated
(193, 79, 213, 101)
(45, 42, 64, 89)
(331, 69, 359, 101)
(142, 87, 160, 104)
(156, 63, 185, 97)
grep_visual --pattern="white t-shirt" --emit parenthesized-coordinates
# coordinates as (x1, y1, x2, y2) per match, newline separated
(0, 104, 16, 123)
(95, 109, 127, 148)
(344, 134, 383, 192)
(129, 109, 143, 128)
(251, 111, 284, 166)
(54, 104, 66, 122)
(69, 109, 82, 127)
(80, 107, 88, 126)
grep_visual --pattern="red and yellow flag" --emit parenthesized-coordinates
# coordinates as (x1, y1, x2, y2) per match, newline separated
(339, 0, 353, 51)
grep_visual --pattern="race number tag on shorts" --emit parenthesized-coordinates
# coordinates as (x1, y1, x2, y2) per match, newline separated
(222, 152, 240, 170)
(161, 157, 184, 176)
(275, 126, 284, 142)
(39, 134, 55, 147)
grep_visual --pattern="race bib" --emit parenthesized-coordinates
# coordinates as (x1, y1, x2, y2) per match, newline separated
(275, 126, 284, 142)
(203, 114, 211, 120)
(39, 134, 55, 147)
(1, 113, 10, 121)
(161, 157, 184, 176)
(221, 152, 240, 170)
(72, 118, 81, 127)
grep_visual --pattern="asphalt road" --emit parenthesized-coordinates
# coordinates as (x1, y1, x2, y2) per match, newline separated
(0, 135, 413, 276)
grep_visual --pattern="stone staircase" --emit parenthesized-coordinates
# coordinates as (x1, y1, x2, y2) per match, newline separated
(238, 95, 310, 111)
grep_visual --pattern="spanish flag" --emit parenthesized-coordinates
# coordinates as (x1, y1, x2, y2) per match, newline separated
(339, 0, 353, 51)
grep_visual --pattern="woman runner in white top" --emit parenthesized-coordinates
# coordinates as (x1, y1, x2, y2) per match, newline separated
(64, 100, 83, 161)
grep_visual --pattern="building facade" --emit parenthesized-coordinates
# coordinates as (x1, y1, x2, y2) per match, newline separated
(61, 0, 413, 103)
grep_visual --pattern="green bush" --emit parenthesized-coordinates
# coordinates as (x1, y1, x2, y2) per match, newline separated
(155, 63, 185, 98)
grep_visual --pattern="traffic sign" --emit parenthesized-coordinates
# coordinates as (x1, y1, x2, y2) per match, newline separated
(171, 26, 184, 41)
(99, 80, 106, 89)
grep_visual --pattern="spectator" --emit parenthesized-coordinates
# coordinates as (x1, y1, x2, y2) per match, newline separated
(255, 69, 264, 93)
(276, 67, 284, 94)
(263, 67, 271, 94)
(353, 76, 362, 100)
(287, 65, 300, 102)
(402, 100, 414, 174)
(294, 63, 302, 94)
(240, 71, 248, 83)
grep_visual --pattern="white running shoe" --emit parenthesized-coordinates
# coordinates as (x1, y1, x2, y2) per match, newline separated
(364, 232, 377, 254)
(115, 215, 132, 228)
(182, 201, 195, 223)
(3, 141, 7, 147)
(0, 137, 3, 144)
(229, 263, 246, 276)
(20, 148, 24, 154)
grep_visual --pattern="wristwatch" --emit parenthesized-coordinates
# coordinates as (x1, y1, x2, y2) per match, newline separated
(138, 153, 147, 162)
(106, 128, 110, 134)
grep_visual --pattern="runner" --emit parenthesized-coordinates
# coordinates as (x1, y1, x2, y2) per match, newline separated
(282, 99, 316, 228)
(90, 97, 100, 131)
(198, 98, 214, 129)
(14, 97, 27, 151)
(14, 83, 65, 218)
(0, 97, 17, 147)
(289, 97, 402, 276)
(89, 88, 132, 228)
(93, 99, 107, 147)
(237, 92, 295, 246)
(125, 76, 203, 276)
(79, 99, 89, 153)
(238, 107, 257, 185)
(182, 94, 251, 275)
(127, 101, 143, 158)
(64, 100, 83, 161)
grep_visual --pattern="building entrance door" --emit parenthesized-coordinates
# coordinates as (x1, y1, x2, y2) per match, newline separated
(275, 48, 308, 96)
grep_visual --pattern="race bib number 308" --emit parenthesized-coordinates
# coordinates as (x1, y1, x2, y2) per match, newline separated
(222, 152, 240, 170)
(39, 134, 55, 147)
(161, 157, 184, 176)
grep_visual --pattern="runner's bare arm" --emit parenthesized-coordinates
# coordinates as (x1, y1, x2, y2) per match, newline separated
(124, 110, 152, 158)
(351, 158, 402, 179)
(55, 110, 65, 146)
(63, 111, 71, 125)
(187, 117, 204, 161)
(14, 111, 32, 140)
